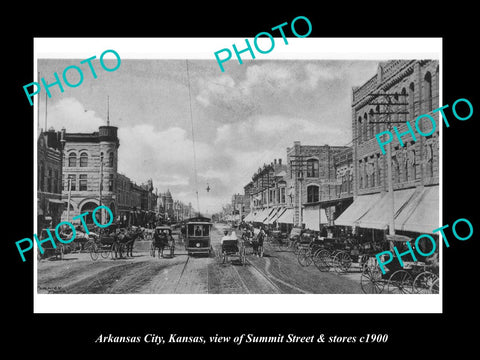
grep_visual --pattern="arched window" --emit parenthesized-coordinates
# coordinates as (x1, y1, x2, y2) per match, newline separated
(357, 116, 363, 143)
(409, 82, 415, 118)
(68, 152, 77, 167)
(307, 185, 319, 203)
(369, 109, 375, 138)
(80, 152, 88, 167)
(306, 158, 319, 177)
(401, 87, 408, 121)
(363, 112, 368, 141)
(424, 72, 432, 112)
(108, 152, 114, 167)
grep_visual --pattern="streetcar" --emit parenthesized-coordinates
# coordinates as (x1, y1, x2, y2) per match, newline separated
(184, 216, 213, 256)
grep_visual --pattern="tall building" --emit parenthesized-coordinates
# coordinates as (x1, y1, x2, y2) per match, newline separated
(335, 60, 440, 241)
(61, 125, 119, 225)
(37, 128, 65, 233)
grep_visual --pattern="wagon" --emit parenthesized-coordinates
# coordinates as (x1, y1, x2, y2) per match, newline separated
(36, 228, 66, 261)
(88, 232, 116, 261)
(360, 237, 439, 294)
(309, 237, 354, 273)
(151, 226, 175, 258)
(220, 238, 246, 265)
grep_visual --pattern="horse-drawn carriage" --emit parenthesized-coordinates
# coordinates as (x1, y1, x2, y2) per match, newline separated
(151, 225, 175, 258)
(220, 233, 246, 265)
(89, 226, 144, 260)
(360, 235, 439, 294)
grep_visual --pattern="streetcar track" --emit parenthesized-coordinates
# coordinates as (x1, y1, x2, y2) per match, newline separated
(173, 255, 190, 294)
(244, 258, 283, 294)
(230, 263, 251, 294)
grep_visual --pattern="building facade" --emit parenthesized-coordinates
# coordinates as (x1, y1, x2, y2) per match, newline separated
(61, 125, 119, 225)
(286, 141, 350, 229)
(37, 128, 65, 233)
(336, 59, 440, 241)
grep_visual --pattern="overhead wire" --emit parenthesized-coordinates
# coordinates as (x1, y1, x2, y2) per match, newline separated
(186, 60, 201, 215)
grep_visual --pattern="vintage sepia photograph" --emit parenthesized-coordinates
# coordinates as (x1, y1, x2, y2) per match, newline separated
(34, 38, 442, 313)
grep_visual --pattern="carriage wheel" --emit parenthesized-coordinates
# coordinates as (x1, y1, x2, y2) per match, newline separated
(313, 249, 331, 272)
(387, 270, 413, 294)
(58, 245, 64, 260)
(90, 244, 99, 261)
(297, 248, 312, 267)
(332, 251, 352, 273)
(100, 246, 110, 259)
(293, 241, 301, 255)
(360, 265, 385, 294)
(430, 278, 439, 294)
(413, 271, 438, 294)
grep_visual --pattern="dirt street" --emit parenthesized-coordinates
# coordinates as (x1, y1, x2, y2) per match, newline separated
(37, 224, 362, 294)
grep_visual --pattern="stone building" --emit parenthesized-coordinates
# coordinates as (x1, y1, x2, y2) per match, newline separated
(286, 141, 350, 230)
(335, 60, 440, 240)
(60, 125, 119, 225)
(37, 128, 65, 233)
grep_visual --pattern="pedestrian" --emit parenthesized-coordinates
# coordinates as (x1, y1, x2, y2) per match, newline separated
(257, 227, 266, 257)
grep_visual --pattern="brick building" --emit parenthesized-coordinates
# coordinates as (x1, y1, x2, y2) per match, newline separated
(335, 60, 440, 239)
(37, 128, 65, 233)
(286, 141, 350, 230)
(243, 159, 289, 228)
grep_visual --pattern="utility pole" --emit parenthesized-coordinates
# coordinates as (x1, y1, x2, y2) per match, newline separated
(366, 92, 409, 240)
(66, 178, 72, 222)
(99, 154, 104, 224)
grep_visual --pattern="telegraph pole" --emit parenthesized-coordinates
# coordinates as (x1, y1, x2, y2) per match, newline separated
(366, 92, 408, 239)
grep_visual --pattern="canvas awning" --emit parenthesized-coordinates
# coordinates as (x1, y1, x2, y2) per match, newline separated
(265, 207, 284, 224)
(334, 193, 382, 227)
(277, 208, 294, 224)
(356, 188, 417, 230)
(394, 185, 439, 234)
(303, 207, 328, 231)
(243, 212, 254, 222)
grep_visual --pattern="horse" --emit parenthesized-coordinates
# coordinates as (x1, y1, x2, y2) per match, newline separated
(113, 227, 144, 259)
(152, 231, 174, 258)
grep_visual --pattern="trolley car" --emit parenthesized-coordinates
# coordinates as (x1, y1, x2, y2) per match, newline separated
(185, 216, 213, 256)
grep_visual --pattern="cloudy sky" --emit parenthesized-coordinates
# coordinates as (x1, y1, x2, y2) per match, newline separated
(37, 58, 379, 214)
